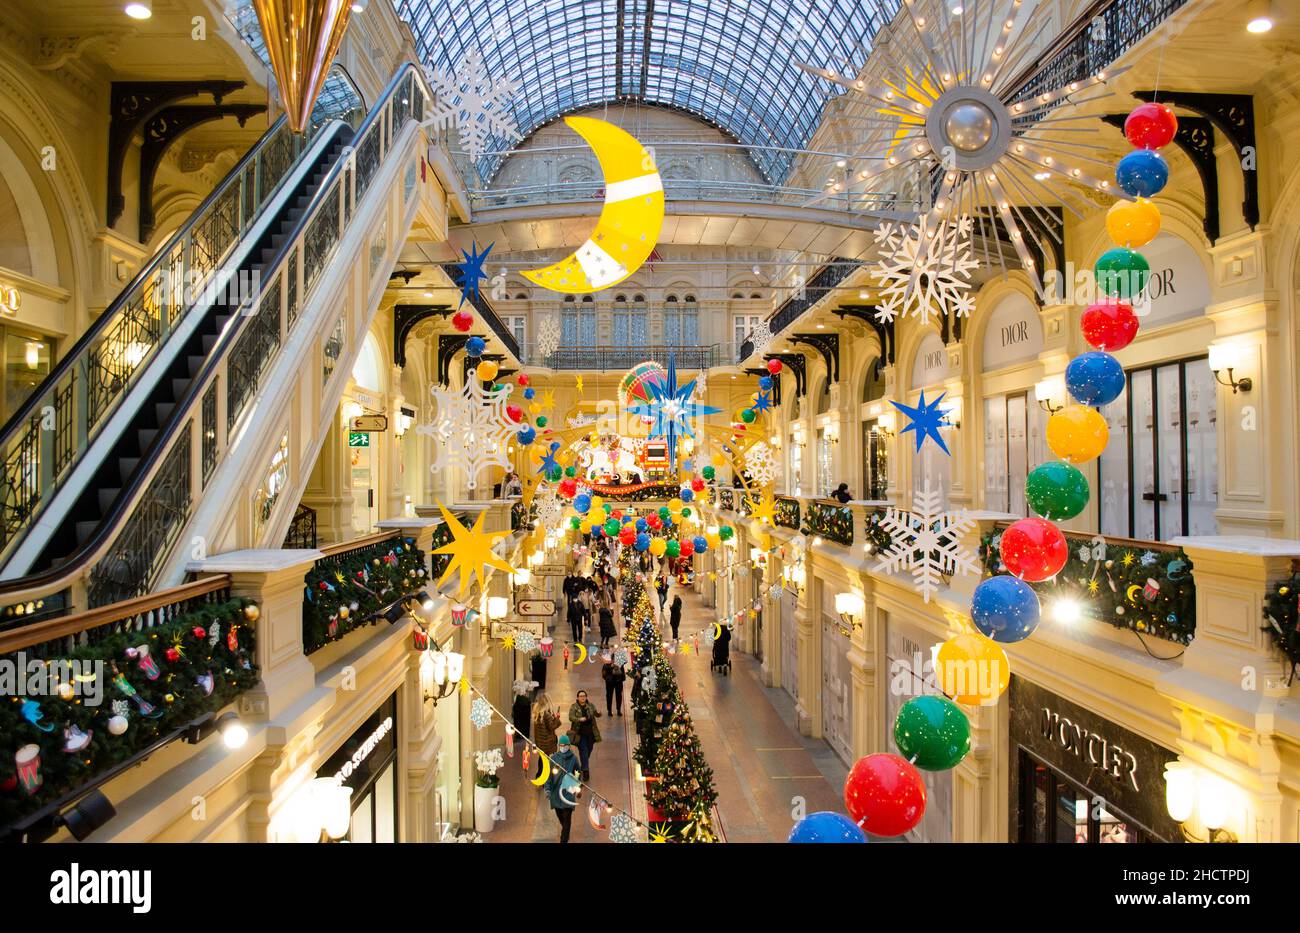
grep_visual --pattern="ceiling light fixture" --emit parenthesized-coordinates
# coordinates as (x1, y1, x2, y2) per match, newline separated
(1246, 0, 1274, 32)
(124, 0, 152, 18)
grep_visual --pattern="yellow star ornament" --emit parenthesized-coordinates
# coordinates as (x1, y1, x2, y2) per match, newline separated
(432, 502, 516, 595)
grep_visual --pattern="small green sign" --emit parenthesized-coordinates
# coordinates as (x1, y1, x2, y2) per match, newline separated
(348, 432, 370, 448)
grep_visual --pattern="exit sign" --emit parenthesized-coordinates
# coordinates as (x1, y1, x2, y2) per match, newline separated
(348, 432, 370, 448)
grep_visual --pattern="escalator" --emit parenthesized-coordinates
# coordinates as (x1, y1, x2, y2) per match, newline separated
(0, 63, 431, 608)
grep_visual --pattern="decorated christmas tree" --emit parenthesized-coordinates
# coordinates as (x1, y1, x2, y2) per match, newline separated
(646, 709, 718, 840)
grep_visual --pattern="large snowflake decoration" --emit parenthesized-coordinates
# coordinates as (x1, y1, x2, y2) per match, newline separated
(469, 696, 494, 730)
(422, 49, 520, 161)
(874, 483, 978, 603)
(535, 489, 564, 528)
(748, 317, 773, 355)
(535, 314, 561, 360)
(418, 379, 517, 490)
(744, 441, 779, 487)
(515, 630, 537, 653)
(871, 216, 978, 327)
(609, 811, 640, 843)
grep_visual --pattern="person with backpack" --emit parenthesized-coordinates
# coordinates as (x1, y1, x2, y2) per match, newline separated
(545, 735, 582, 843)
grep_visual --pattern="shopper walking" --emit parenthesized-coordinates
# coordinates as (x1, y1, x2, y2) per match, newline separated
(602, 656, 626, 717)
(655, 574, 669, 616)
(598, 598, 616, 648)
(531, 691, 562, 779)
(546, 735, 581, 843)
(669, 593, 683, 641)
(567, 689, 602, 780)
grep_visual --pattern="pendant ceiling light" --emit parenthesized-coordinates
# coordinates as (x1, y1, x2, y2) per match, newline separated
(251, 0, 354, 133)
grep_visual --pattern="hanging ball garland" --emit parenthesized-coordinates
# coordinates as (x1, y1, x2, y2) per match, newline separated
(1065, 351, 1126, 407)
(1094, 247, 1151, 300)
(1125, 101, 1178, 150)
(1104, 197, 1161, 249)
(1081, 300, 1140, 351)
(999, 517, 1068, 583)
(1115, 149, 1169, 199)
(452, 310, 475, 332)
(1025, 460, 1090, 521)
(788, 811, 867, 844)
(517, 424, 536, 445)
(766, 358, 783, 375)
(935, 634, 1010, 705)
(465, 335, 486, 357)
(893, 695, 971, 771)
(701, 465, 715, 481)
(1046, 405, 1109, 464)
(971, 575, 1041, 644)
(844, 753, 927, 837)
(476, 360, 499, 381)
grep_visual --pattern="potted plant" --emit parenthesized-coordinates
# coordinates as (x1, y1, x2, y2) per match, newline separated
(473, 747, 504, 833)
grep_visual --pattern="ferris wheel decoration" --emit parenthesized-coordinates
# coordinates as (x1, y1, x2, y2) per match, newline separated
(799, 0, 1130, 296)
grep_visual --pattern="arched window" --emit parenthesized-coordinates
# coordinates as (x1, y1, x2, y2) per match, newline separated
(351, 333, 385, 393)
(664, 293, 698, 347)
(861, 357, 885, 402)
(612, 293, 645, 346)
(563, 294, 595, 347)
(732, 292, 743, 299)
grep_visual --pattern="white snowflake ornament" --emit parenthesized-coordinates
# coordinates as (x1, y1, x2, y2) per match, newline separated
(535, 489, 564, 529)
(470, 697, 493, 730)
(874, 483, 979, 602)
(744, 441, 779, 487)
(515, 630, 537, 653)
(535, 314, 561, 361)
(871, 216, 978, 327)
(422, 49, 520, 161)
(418, 379, 518, 490)
(609, 811, 639, 843)
(748, 317, 773, 354)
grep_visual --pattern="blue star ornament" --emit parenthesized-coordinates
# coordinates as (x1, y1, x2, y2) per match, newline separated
(626, 355, 720, 468)
(455, 241, 493, 307)
(892, 390, 952, 456)
(536, 441, 562, 476)
(752, 390, 773, 413)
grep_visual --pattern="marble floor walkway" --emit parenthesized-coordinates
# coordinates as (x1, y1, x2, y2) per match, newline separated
(486, 580, 847, 843)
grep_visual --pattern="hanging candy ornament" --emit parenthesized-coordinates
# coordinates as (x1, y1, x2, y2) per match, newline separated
(788, 811, 867, 844)
(1104, 198, 1161, 248)
(971, 576, 1041, 643)
(1124, 101, 1178, 150)
(935, 634, 1010, 705)
(1065, 351, 1126, 407)
(1046, 405, 1109, 464)
(505, 724, 515, 757)
(588, 795, 613, 831)
(1081, 300, 1140, 351)
(1115, 148, 1169, 198)
(452, 310, 475, 332)
(843, 753, 926, 837)
(1000, 517, 1068, 583)
(1025, 460, 1091, 520)
(893, 696, 971, 771)
(1094, 247, 1150, 300)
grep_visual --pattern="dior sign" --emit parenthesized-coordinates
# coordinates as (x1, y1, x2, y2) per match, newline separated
(1040, 706, 1140, 792)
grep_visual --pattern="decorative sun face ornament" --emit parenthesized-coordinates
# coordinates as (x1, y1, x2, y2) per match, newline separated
(800, 0, 1128, 296)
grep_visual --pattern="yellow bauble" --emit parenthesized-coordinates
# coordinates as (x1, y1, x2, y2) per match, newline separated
(706, 532, 721, 549)
(529, 402, 542, 416)
(590, 496, 604, 510)
(476, 360, 499, 381)
(1047, 405, 1109, 464)
(243, 603, 261, 622)
(1105, 197, 1160, 248)
(668, 497, 684, 513)
(649, 538, 667, 557)
(712, 454, 726, 468)
(579, 521, 592, 534)
(935, 634, 1010, 705)
(589, 433, 600, 445)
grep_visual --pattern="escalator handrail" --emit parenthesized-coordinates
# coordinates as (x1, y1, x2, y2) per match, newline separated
(0, 63, 430, 598)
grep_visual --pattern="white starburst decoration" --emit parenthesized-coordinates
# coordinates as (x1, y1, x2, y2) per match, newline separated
(417, 379, 517, 490)
(535, 314, 561, 361)
(872, 216, 978, 326)
(874, 483, 979, 603)
(422, 49, 520, 161)
(535, 489, 564, 528)
(744, 441, 779, 487)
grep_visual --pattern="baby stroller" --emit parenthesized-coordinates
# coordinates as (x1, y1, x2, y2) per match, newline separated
(710, 625, 732, 675)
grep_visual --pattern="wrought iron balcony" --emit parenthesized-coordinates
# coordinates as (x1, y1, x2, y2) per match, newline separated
(523, 344, 723, 371)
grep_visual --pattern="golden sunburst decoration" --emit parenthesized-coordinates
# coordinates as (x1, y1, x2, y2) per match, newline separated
(799, 0, 1129, 296)
(431, 502, 516, 595)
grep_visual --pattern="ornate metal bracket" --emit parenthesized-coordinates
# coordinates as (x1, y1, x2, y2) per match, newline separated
(139, 103, 265, 241)
(394, 303, 453, 368)
(836, 305, 895, 364)
(764, 353, 806, 398)
(389, 269, 420, 286)
(1132, 90, 1257, 230)
(1103, 110, 1220, 243)
(744, 367, 780, 406)
(108, 80, 244, 228)
(436, 334, 470, 386)
(789, 333, 839, 383)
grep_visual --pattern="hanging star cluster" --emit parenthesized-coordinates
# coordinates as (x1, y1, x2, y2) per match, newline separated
(626, 355, 720, 468)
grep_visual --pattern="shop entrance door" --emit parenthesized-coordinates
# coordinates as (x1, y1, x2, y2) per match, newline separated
(820, 616, 852, 764)
(781, 592, 798, 700)
(349, 436, 378, 535)
(1018, 750, 1154, 843)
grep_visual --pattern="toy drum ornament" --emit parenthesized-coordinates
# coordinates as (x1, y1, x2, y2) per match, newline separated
(540, 636, 554, 658)
(450, 603, 468, 627)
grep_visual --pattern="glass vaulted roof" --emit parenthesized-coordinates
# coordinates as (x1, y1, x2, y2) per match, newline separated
(394, 0, 895, 182)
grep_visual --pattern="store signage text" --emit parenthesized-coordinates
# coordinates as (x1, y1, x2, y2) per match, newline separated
(1040, 706, 1140, 792)
(1000, 320, 1029, 348)
(334, 715, 393, 782)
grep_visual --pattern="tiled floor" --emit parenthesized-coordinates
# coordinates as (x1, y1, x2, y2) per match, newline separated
(486, 579, 847, 843)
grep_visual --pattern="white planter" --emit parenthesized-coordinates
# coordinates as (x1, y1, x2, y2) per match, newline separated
(474, 783, 499, 833)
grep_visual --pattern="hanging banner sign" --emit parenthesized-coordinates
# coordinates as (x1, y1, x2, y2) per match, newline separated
(535, 564, 566, 576)
(516, 599, 556, 617)
(350, 415, 388, 432)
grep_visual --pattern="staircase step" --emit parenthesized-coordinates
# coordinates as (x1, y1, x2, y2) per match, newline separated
(187, 355, 205, 377)
(98, 488, 120, 513)
(155, 402, 174, 424)
(74, 521, 98, 545)
(117, 457, 139, 482)
(137, 428, 157, 451)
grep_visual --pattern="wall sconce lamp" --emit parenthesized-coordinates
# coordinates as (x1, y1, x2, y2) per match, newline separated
(834, 591, 866, 634)
(1034, 375, 1066, 414)
(942, 398, 962, 430)
(1208, 343, 1252, 394)
(1164, 760, 1238, 843)
(423, 641, 466, 704)
(875, 412, 896, 436)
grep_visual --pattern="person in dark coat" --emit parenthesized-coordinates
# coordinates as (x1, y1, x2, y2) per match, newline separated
(669, 594, 683, 640)
(832, 482, 853, 504)
(567, 690, 602, 780)
(545, 735, 581, 843)
(655, 575, 669, 615)
(532, 692, 561, 779)
(602, 657, 626, 716)
(598, 599, 616, 648)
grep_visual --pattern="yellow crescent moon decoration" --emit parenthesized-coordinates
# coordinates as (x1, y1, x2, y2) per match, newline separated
(573, 642, 588, 665)
(1126, 584, 1143, 604)
(531, 748, 551, 787)
(521, 116, 665, 294)
(712, 623, 724, 641)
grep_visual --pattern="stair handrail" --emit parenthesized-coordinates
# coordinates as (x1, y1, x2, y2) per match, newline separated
(0, 62, 431, 608)
(0, 90, 363, 559)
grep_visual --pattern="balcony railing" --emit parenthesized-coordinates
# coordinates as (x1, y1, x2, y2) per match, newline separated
(805, 500, 854, 546)
(738, 260, 863, 362)
(523, 344, 724, 371)
(302, 532, 429, 654)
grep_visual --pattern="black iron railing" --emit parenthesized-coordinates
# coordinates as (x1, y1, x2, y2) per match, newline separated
(805, 500, 854, 546)
(775, 497, 800, 530)
(283, 504, 318, 548)
(530, 344, 722, 372)
(738, 260, 862, 362)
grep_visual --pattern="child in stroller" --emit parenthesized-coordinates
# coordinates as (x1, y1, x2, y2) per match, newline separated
(710, 623, 733, 675)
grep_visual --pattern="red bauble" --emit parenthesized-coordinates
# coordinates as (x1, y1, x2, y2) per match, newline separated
(1081, 300, 1139, 351)
(452, 310, 474, 332)
(647, 515, 663, 530)
(679, 540, 695, 558)
(192, 626, 206, 638)
(165, 647, 181, 662)
(690, 477, 706, 492)
(1000, 517, 1068, 582)
(612, 510, 622, 520)
(0, 775, 16, 793)
(559, 478, 578, 498)
(619, 528, 636, 546)
(505, 405, 523, 423)
(766, 358, 783, 375)
(844, 753, 926, 837)
(1124, 102, 1177, 151)
(517, 374, 530, 387)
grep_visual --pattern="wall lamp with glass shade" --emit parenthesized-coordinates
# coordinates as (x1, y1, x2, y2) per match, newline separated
(286, 776, 354, 843)
(423, 641, 465, 703)
(1164, 760, 1238, 842)
(942, 397, 962, 430)
(1208, 343, 1252, 393)
(1034, 375, 1066, 414)
(834, 592, 866, 633)
(875, 411, 896, 436)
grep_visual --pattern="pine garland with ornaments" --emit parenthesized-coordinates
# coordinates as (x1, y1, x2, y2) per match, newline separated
(1264, 572, 1300, 680)
(303, 536, 428, 653)
(0, 597, 259, 826)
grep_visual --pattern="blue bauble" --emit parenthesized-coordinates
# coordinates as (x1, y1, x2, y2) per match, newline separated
(759, 375, 773, 391)
(573, 493, 591, 514)
(465, 335, 486, 358)
(636, 517, 648, 532)
(1066, 351, 1125, 407)
(693, 535, 708, 553)
(523, 387, 535, 400)
(634, 532, 650, 552)
(680, 487, 695, 503)
(516, 425, 536, 445)
(788, 811, 867, 844)
(971, 576, 1040, 643)
(1116, 149, 1169, 199)
(590, 524, 603, 538)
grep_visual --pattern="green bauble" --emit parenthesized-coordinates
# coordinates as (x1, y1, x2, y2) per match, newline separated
(1095, 247, 1150, 300)
(893, 695, 971, 771)
(603, 518, 620, 536)
(536, 415, 548, 427)
(564, 465, 576, 478)
(1025, 460, 1090, 521)
(658, 506, 671, 520)
(702, 465, 715, 480)
(665, 539, 681, 558)
(740, 408, 756, 424)
(718, 525, 734, 541)
(570, 516, 581, 530)
(545, 465, 563, 482)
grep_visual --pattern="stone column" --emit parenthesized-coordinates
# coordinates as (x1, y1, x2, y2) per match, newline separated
(846, 568, 876, 760)
(795, 558, 822, 737)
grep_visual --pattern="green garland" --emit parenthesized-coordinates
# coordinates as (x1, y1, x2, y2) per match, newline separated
(0, 597, 259, 827)
(980, 532, 1196, 644)
(802, 501, 854, 546)
(303, 535, 429, 653)
(774, 497, 801, 529)
(1263, 573, 1300, 680)
(863, 509, 894, 555)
